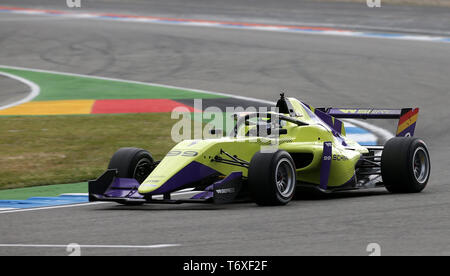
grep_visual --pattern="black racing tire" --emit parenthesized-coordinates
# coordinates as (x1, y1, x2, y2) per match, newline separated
(248, 150, 296, 206)
(108, 148, 154, 206)
(381, 137, 431, 193)
(108, 147, 154, 184)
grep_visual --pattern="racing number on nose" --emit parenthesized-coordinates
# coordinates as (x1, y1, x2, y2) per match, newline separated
(167, 151, 198, 157)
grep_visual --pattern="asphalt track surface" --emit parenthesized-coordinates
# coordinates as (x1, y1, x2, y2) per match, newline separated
(0, 75, 30, 109)
(6, 0, 450, 35)
(0, 1, 449, 255)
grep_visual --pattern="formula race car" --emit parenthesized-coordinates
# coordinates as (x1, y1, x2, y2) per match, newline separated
(89, 94, 431, 206)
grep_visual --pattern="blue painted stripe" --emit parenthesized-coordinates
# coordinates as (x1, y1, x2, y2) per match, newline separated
(345, 127, 371, 134)
(358, 141, 377, 146)
(0, 194, 88, 209)
(344, 125, 377, 145)
(363, 32, 404, 38)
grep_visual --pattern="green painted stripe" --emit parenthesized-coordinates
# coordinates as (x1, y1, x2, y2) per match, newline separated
(0, 67, 225, 101)
(0, 182, 87, 200)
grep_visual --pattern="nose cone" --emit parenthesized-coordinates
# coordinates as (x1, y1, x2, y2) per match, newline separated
(138, 139, 228, 195)
(138, 160, 219, 195)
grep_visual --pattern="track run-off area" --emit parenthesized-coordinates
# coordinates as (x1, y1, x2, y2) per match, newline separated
(0, 65, 379, 210)
(0, 1, 449, 255)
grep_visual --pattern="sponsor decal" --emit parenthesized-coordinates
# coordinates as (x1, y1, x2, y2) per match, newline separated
(215, 188, 235, 194)
(338, 109, 392, 114)
(333, 154, 349, 161)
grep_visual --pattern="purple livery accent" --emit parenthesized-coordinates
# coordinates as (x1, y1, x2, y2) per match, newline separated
(314, 109, 348, 146)
(302, 102, 340, 133)
(300, 102, 318, 120)
(326, 108, 402, 119)
(320, 141, 332, 190)
(191, 172, 242, 200)
(109, 178, 140, 189)
(397, 123, 416, 137)
(301, 102, 347, 146)
(191, 191, 213, 200)
(313, 108, 344, 136)
(207, 172, 242, 191)
(149, 161, 219, 195)
(396, 108, 419, 137)
(343, 174, 357, 187)
(334, 132, 347, 147)
(104, 178, 144, 199)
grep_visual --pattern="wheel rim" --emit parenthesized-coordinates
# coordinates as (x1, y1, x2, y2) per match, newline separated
(275, 158, 295, 198)
(133, 158, 153, 184)
(412, 147, 430, 184)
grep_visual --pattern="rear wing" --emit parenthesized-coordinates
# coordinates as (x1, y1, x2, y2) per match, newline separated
(316, 108, 419, 137)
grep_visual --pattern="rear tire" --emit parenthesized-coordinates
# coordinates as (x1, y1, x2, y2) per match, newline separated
(248, 150, 296, 206)
(381, 137, 431, 193)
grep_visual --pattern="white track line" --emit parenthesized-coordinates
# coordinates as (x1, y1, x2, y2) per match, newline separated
(0, 243, 180, 249)
(1, 7, 450, 44)
(0, 16, 71, 22)
(0, 65, 274, 105)
(262, 21, 450, 37)
(0, 190, 199, 215)
(0, 71, 40, 110)
(0, 202, 108, 214)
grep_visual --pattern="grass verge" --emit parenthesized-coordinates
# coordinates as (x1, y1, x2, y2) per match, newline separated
(0, 182, 87, 200)
(0, 67, 225, 101)
(0, 113, 182, 190)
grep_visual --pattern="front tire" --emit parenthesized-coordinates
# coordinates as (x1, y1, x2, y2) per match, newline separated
(248, 150, 296, 206)
(381, 137, 431, 193)
(108, 148, 154, 206)
(108, 147, 154, 184)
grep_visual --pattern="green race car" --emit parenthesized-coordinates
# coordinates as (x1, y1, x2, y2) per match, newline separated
(89, 94, 431, 206)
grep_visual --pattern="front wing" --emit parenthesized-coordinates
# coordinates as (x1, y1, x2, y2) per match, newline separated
(88, 169, 243, 205)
